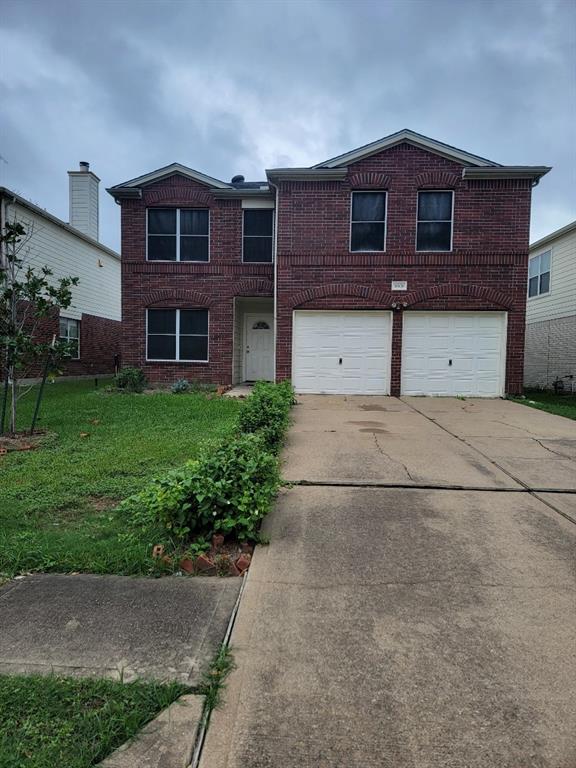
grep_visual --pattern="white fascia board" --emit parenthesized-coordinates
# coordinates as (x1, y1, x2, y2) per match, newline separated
(266, 168, 348, 181)
(314, 129, 500, 169)
(462, 166, 551, 180)
(109, 163, 231, 191)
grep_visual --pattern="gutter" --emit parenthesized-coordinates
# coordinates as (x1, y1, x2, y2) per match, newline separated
(462, 166, 551, 186)
(266, 167, 347, 182)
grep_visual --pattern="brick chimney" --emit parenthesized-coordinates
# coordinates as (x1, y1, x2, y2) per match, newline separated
(68, 161, 99, 241)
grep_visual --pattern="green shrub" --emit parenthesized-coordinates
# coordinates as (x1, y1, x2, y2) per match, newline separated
(171, 378, 191, 394)
(238, 380, 295, 452)
(119, 433, 280, 544)
(113, 367, 147, 393)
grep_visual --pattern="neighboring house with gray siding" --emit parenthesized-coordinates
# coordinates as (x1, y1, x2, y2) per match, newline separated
(524, 220, 576, 391)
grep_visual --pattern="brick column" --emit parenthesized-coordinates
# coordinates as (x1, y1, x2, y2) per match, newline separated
(390, 309, 403, 397)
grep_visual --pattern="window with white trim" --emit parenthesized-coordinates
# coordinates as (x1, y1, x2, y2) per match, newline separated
(147, 208, 209, 262)
(243, 209, 274, 262)
(147, 309, 208, 361)
(416, 191, 453, 251)
(59, 317, 80, 359)
(528, 250, 551, 297)
(350, 191, 387, 252)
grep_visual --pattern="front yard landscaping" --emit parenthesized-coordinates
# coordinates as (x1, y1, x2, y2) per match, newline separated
(514, 390, 576, 421)
(0, 674, 187, 768)
(0, 380, 241, 577)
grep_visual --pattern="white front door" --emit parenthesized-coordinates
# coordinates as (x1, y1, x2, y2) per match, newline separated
(245, 314, 274, 381)
(402, 312, 507, 397)
(292, 310, 392, 394)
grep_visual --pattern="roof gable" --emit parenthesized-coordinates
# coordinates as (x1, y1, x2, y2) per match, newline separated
(108, 163, 231, 192)
(314, 129, 501, 169)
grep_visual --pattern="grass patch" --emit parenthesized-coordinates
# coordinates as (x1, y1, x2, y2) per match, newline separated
(0, 381, 240, 578)
(0, 674, 187, 768)
(512, 390, 576, 421)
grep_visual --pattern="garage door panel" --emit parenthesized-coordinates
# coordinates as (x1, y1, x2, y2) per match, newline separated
(402, 312, 506, 397)
(293, 311, 391, 395)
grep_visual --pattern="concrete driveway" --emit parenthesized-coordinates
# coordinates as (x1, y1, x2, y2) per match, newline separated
(201, 397, 576, 768)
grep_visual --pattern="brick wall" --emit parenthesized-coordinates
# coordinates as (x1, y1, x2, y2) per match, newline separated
(2, 306, 120, 379)
(120, 175, 273, 385)
(524, 315, 576, 390)
(276, 142, 532, 395)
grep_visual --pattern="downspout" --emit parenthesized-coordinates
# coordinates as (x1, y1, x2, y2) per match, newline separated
(269, 180, 279, 382)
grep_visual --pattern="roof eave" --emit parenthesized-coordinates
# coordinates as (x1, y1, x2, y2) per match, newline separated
(108, 163, 232, 193)
(462, 166, 551, 181)
(211, 187, 273, 199)
(530, 219, 576, 251)
(266, 168, 348, 182)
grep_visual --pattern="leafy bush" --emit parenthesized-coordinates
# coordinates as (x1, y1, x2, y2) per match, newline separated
(113, 367, 147, 393)
(119, 433, 280, 544)
(238, 380, 295, 452)
(171, 378, 191, 394)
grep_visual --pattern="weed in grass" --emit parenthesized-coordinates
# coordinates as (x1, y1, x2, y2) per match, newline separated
(511, 391, 576, 421)
(198, 645, 236, 712)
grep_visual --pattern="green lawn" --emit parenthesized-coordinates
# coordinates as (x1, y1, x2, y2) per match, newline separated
(0, 674, 188, 768)
(514, 390, 576, 421)
(0, 381, 240, 577)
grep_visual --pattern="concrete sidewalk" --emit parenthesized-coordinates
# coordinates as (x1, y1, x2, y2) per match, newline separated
(0, 574, 240, 684)
(200, 396, 576, 768)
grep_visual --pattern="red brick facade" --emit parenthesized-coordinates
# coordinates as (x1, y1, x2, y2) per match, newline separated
(14, 309, 121, 378)
(116, 140, 535, 395)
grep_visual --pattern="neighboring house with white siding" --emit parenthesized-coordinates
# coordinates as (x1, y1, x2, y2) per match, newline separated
(0, 162, 121, 376)
(524, 220, 576, 391)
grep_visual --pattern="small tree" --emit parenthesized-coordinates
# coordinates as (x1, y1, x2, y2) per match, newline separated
(0, 221, 79, 435)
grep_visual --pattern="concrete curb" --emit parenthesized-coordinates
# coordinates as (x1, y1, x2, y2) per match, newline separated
(99, 694, 204, 768)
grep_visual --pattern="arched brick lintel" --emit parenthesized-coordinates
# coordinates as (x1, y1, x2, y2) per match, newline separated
(232, 278, 274, 298)
(144, 289, 214, 308)
(289, 283, 393, 308)
(414, 171, 460, 188)
(405, 283, 513, 310)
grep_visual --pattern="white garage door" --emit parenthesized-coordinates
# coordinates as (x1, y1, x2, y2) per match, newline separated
(292, 311, 391, 394)
(402, 312, 507, 397)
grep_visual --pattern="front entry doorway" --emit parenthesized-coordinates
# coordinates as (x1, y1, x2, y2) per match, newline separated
(245, 313, 274, 381)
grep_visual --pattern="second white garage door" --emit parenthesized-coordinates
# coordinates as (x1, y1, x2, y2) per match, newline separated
(292, 311, 391, 394)
(402, 312, 507, 397)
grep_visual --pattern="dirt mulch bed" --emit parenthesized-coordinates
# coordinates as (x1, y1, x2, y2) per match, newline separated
(0, 430, 56, 453)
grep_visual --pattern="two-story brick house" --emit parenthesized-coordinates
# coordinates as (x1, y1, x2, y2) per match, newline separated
(108, 129, 549, 396)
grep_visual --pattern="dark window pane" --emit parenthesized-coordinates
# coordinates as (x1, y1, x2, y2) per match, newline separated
(418, 191, 452, 221)
(539, 271, 550, 294)
(180, 209, 209, 236)
(180, 236, 209, 262)
(180, 335, 208, 361)
(243, 236, 273, 262)
(59, 318, 67, 337)
(352, 192, 386, 222)
(180, 310, 208, 335)
(68, 320, 79, 339)
(148, 209, 176, 234)
(351, 222, 385, 251)
(69, 339, 79, 359)
(528, 256, 539, 278)
(147, 309, 176, 334)
(528, 276, 539, 297)
(244, 209, 273, 237)
(417, 222, 452, 251)
(148, 335, 176, 359)
(148, 235, 177, 260)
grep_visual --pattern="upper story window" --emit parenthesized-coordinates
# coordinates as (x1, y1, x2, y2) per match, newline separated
(528, 250, 551, 297)
(59, 317, 80, 359)
(243, 209, 274, 263)
(147, 208, 209, 262)
(147, 308, 208, 362)
(416, 191, 453, 252)
(350, 191, 387, 252)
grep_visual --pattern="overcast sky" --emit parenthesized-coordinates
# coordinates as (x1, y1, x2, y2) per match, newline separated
(1, 0, 574, 251)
